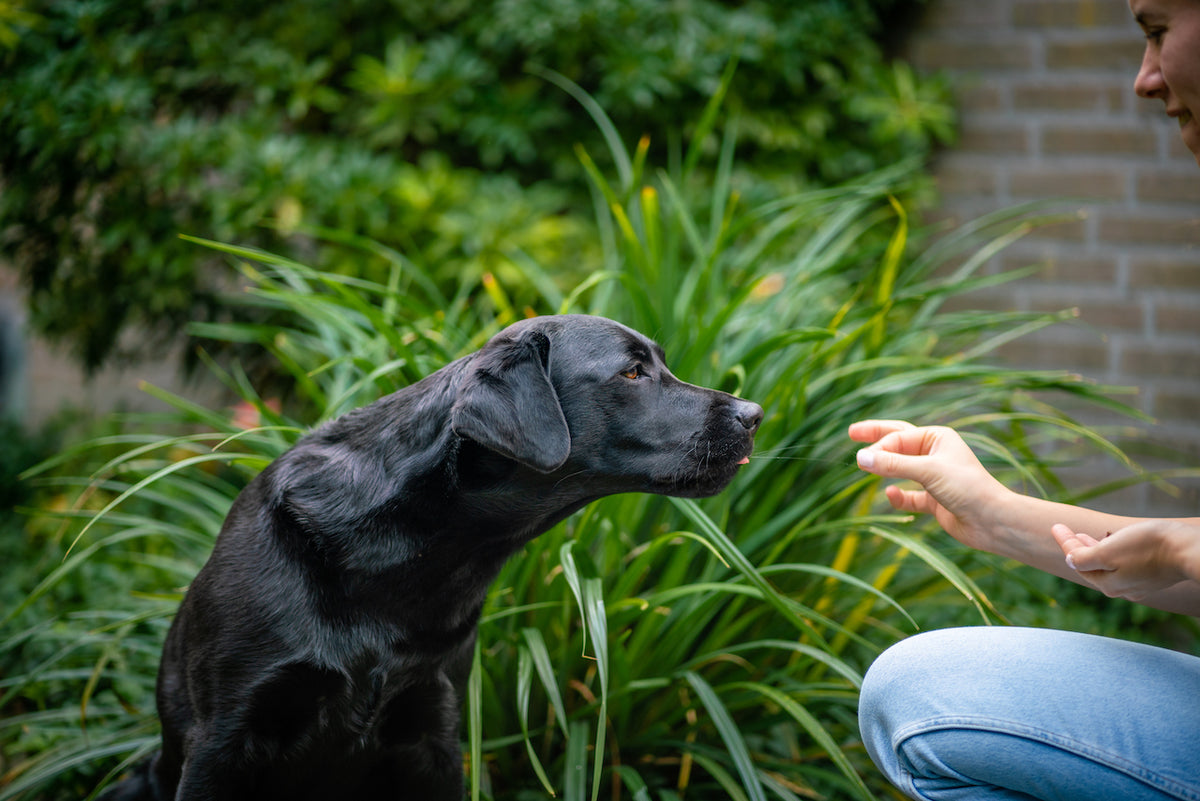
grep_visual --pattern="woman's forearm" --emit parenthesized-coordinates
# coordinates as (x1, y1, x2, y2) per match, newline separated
(989, 491, 1200, 615)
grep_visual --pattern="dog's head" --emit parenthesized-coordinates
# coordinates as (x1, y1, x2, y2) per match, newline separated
(450, 315, 762, 498)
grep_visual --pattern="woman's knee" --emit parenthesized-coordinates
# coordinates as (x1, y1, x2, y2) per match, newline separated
(859, 628, 1035, 770)
(858, 627, 1200, 801)
(861, 628, 968, 715)
(858, 628, 970, 779)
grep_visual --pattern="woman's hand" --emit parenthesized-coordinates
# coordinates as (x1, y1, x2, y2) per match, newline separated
(1053, 520, 1200, 602)
(848, 420, 1011, 554)
(851, 420, 1200, 616)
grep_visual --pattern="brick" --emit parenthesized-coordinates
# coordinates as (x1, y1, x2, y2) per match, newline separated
(1098, 212, 1200, 246)
(1118, 343, 1200, 380)
(1128, 255, 1200, 291)
(958, 122, 1033, 154)
(999, 251, 1119, 284)
(953, 81, 1006, 113)
(1136, 167, 1200, 204)
(1156, 303, 1200, 337)
(1042, 123, 1160, 156)
(997, 337, 1109, 372)
(1166, 132, 1199, 162)
(917, 0, 1009, 32)
(1011, 81, 1126, 112)
(1135, 443, 1200, 476)
(1045, 38, 1144, 71)
(911, 38, 1036, 71)
(935, 160, 999, 197)
(1144, 480, 1200, 519)
(1133, 96, 1170, 121)
(1155, 390, 1200, 423)
(1072, 480, 1152, 515)
(1012, 0, 1136, 29)
(1009, 167, 1127, 201)
(1132, 429, 1200, 462)
(1079, 302, 1147, 332)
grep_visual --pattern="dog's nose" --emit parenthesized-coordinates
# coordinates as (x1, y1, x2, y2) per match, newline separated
(734, 400, 764, 433)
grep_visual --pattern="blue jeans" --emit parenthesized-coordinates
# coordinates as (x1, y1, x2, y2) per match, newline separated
(858, 627, 1200, 801)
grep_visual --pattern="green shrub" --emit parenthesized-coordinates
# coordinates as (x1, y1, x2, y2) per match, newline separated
(0, 418, 63, 615)
(1, 0, 950, 371)
(2, 99, 1145, 799)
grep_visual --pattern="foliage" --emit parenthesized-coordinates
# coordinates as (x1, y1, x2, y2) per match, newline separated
(0, 98, 1147, 799)
(0, 0, 952, 370)
(0, 418, 62, 615)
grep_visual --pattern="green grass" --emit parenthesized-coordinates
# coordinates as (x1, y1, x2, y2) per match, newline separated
(0, 90, 1152, 800)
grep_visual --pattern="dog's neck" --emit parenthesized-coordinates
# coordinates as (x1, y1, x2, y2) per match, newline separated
(263, 377, 595, 638)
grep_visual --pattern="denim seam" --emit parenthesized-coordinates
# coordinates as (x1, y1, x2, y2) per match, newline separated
(892, 715, 1200, 801)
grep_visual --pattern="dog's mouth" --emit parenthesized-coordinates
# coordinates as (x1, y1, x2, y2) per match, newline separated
(653, 436, 755, 498)
(735, 436, 758, 466)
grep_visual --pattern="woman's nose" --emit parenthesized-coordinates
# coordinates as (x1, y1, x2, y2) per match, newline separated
(1134, 45, 1164, 99)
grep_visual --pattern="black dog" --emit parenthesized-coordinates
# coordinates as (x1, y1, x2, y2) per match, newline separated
(104, 314, 762, 800)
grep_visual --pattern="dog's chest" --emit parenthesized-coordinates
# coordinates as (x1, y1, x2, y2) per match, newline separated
(298, 626, 470, 748)
(336, 659, 458, 749)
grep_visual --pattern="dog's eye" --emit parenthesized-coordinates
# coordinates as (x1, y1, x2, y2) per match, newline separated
(620, 365, 644, 380)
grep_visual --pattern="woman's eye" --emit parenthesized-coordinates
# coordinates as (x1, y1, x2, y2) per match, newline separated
(620, 365, 643, 380)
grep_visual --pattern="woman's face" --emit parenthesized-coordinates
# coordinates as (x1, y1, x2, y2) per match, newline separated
(1130, 0, 1200, 164)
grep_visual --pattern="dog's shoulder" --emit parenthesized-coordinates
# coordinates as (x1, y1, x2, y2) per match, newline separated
(262, 359, 474, 524)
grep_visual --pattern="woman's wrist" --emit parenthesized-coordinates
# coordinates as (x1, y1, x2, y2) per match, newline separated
(986, 492, 1103, 572)
(968, 484, 1035, 560)
(1166, 521, 1200, 585)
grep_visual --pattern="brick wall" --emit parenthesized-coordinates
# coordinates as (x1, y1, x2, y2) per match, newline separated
(905, 0, 1200, 515)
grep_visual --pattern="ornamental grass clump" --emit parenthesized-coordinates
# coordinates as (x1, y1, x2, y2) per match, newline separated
(2, 101, 1137, 801)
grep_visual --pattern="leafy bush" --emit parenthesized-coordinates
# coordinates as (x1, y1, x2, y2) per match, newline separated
(1, 96, 1139, 799)
(0, 0, 951, 370)
(0, 418, 63, 615)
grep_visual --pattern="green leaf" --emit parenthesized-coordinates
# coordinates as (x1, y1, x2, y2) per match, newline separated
(730, 681, 875, 801)
(684, 672, 766, 801)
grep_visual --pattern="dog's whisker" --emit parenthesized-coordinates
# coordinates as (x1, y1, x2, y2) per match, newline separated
(749, 453, 850, 465)
(746, 442, 853, 466)
(753, 443, 831, 457)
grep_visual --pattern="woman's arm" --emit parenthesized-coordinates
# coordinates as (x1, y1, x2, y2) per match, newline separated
(850, 420, 1200, 616)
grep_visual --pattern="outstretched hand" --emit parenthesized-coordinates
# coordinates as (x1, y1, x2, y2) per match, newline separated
(1053, 520, 1200, 602)
(852, 419, 1200, 615)
(848, 420, 1010, 554)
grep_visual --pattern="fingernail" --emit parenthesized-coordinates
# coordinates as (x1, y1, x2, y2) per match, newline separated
(1065, 553, 1077, 571)
(856, 449, 875, 470)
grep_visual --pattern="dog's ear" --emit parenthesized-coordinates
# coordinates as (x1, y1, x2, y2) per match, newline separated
(450, 329, 571, 473)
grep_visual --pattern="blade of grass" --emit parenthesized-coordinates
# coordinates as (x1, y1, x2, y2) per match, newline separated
(731, 681, 874, 801)
(684, 672, 766, 801)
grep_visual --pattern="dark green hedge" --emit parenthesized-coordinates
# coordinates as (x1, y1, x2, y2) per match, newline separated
(1, 0, 951, 370)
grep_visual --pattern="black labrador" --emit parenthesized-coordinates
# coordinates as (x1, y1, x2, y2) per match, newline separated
(105, 314, 762, 801)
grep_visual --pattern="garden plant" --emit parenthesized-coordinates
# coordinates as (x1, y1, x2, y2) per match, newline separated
(0, 84, 1163, 801)
(1, 0, 952, 371)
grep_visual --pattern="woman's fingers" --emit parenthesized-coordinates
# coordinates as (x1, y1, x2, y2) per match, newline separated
(848, 419, 915, 444)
